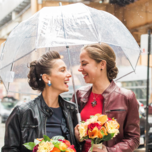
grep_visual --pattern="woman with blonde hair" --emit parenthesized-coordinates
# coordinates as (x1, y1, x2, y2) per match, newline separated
(73, 43, 140, 152)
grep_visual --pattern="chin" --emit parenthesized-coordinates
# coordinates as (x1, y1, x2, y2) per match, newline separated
(84, 79, 91, 84)
(62, 88, 69, 92)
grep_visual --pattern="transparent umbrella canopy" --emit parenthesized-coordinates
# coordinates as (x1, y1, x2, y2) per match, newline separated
(0, 3, 141, 96)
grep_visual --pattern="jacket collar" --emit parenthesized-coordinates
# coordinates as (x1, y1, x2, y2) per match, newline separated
(80, 80, 117, 103)
(39, 94, 65, 117)
(102, 80, 117, 99)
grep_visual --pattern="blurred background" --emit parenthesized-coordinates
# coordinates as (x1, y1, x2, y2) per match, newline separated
(0, 0, 152, 151)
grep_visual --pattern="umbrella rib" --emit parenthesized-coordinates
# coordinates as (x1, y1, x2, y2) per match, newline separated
(85, 6, 100, 42)
(0, 48, 36, 71)
(7, 90, 40, 95)
(0, 74, 9, 93)
(115, 70, 135, 81)
(134, 49, 142, 71)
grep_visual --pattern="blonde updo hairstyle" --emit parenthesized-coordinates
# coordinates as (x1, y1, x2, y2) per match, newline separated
(82, 43, 118, 81)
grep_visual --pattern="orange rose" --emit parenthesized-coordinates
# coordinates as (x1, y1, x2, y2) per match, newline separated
(64, 140, 71, 147)
(98, 130, 103, 138)
(51, 147, 60, 152)
(59, 142, 68, 151)
(88, 127, 99, 139)
(100, 126, 108, 136)
(97, 115, 108, 125)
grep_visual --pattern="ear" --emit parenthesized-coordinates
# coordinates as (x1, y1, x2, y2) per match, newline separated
(100, 60, 107, 70)
(42, 74, 51, 84)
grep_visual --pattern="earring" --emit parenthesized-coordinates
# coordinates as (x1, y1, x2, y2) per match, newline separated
(101, 69, 102, 71)
(47, 80, 52, 86)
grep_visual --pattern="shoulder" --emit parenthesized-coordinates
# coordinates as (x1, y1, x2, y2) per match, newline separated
(15, 97, 39, 114)
(115, 86, 135, 99)
(75, 85, 92, 97)
(76, 85, 92, 92)
(63, 99, 77, 109)
(60, 96, 77, 111)
(114, 85, 137, 104)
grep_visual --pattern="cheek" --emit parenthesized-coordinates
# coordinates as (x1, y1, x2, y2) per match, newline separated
(52, 74, 64, 83)
(84, 65, 97, 75)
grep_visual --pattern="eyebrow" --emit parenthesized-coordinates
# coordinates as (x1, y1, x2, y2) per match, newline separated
(59, 66, 66, 69)
(81, 60, 86, 62)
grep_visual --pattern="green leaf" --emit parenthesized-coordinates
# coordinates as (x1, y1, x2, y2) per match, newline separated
(34, 139, 41, 145)
(82, 136, 89, 141)
(100, 130, 105, 136)
(43, 135, 50, 142)
(52, 135, 65, 140)
(102, 133, 115, 141)
(90, 116, 94, 119)
(23, 142, 35, 150)
(81, 121, 85, 123)
(51, 140, 61, 148)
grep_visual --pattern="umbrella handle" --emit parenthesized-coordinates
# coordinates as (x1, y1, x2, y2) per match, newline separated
(77, 112, 82, 124)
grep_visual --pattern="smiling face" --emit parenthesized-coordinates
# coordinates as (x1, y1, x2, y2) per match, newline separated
(78, 50, 102, 84)
(49, 59, 71, 93)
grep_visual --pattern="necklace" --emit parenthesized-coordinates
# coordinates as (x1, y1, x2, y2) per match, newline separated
(91, 93, 100, 107)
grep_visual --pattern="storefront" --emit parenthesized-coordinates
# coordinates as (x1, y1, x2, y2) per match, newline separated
(117, 66, 151, 105)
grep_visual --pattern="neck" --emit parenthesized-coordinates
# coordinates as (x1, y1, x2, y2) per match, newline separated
(92, 77, 111, 94)
(42, 87, 60, 108)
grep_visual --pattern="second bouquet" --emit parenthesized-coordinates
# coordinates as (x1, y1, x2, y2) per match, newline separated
(79, 114, 120, 152)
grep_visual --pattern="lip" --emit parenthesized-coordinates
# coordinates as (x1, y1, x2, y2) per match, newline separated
(65, 84, 69, 88)
(82, 73, 88, 79)
(64, 79, 69, 88)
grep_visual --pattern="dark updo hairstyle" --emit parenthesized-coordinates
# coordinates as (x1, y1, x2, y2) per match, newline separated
(82, 43, 118, 81)
(27, 51, 61, 92)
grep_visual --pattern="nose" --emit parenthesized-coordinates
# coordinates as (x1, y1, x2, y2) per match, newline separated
(78, 65, 83, 72)
(67, 71, 72, 78)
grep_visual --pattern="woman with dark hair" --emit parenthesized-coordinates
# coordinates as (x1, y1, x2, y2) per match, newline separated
(73, 43, 140, 152)
(2, 51, 78, 152)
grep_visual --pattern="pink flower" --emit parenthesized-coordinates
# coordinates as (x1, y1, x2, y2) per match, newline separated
(108, 118, 112, 121)
(88, 123, 101, 131)
(58, 139, 66, 144)
(33, 145, 38, 152)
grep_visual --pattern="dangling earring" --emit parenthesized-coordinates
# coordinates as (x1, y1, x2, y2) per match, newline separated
(101, 69, 102, 71)
(47, 80, 51, 86)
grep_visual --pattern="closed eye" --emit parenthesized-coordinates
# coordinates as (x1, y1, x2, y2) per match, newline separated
(82, 63, 87, 66)
(61, 69, 65, 72)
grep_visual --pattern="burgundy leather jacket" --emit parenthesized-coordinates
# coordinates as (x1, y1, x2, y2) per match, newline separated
(72, 81, 140, 152)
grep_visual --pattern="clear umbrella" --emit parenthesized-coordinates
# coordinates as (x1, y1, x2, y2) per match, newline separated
(0, 3, 141, 121)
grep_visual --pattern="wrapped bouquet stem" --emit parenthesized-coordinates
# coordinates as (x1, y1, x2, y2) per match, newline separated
(79, 114, 120, 152)
(88, 143, 103, 152)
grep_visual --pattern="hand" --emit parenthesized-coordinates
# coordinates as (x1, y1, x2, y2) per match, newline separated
(74, 124, 83, 142)
(92, 145, 108, 152)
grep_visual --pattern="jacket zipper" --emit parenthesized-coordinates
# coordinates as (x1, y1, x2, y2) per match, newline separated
(106, 109, 126, 113)
(44, 116, 47, 135)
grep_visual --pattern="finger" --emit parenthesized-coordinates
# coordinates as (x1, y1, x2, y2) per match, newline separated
(75, 124, 79, 130)
(93, 148, 103, 152)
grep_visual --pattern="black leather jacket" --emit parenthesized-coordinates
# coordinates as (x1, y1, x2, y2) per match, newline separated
(2, 94, 79, 152)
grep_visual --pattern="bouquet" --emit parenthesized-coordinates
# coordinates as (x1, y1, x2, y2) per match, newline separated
(79, 114, 120, 152)
(23, 135, 76, 152)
